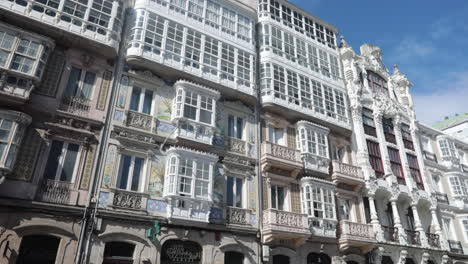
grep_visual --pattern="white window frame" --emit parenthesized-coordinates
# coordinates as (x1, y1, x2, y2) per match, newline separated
(227, 114, 245, 140)
(116, 153, 147, 192)
(0, 118, 19, 167)
(442, 217, 455, 240)
(449, 176, 467, 196)
(439, 139, 457, 158)
(297, 122, 329, 158)
(301, 184, 336, 220)
(44, 140, 82, 183)
(226, 175, 244, 208)
(64, 66, 97, 100)
(173, 87, 218, 127)
(268, 126, 285, 145)
(164, 153, 214, 200)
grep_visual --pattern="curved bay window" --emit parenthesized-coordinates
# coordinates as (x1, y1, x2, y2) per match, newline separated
(161, 240, 201, 264)
(103, 242, 135, 264)
(0, 109, 31, 175)
(172, 81, 220, 144)
(366, 70, 388, 95)
(297, 121, 329, 158)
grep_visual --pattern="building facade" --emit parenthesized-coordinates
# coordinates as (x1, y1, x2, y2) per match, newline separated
(0, 0, 467, 264)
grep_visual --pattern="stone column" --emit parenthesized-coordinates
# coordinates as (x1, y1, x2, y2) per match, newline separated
(350, 106, 374, 180)
(368, 192, 384, 242)
(411, 202, 428, 246)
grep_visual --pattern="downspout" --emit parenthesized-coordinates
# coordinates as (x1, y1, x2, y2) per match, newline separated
(76, 8, 130, 264)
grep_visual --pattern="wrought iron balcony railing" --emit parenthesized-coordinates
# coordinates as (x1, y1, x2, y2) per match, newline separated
(382, 225, 398, 242)
(426, 232, 440, 248)
(405, 229, 421, 246)
(59, 96, 91, 117)
(36, 179, 74, 205)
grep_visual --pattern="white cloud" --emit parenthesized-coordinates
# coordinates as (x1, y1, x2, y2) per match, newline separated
(392, 38, 435, 63)
(413, 72, 468, 125)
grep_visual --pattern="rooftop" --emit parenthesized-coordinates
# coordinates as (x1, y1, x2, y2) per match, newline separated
(433, 113, 468, 130)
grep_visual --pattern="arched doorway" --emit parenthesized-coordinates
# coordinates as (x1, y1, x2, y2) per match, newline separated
(161, 240, 202, 264)
(103, 241, 135, 264)
(225, 251, 244, 264)
(406, 258, 416, 264)
(382, 256, 393, 264)
(347, 261, 359, 264)
(16, 235, 60, 264)
(273, 254, 290, 264)
(307, 253, 331, 264)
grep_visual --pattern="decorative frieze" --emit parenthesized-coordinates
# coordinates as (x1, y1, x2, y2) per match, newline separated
(112, 189, 143, 210)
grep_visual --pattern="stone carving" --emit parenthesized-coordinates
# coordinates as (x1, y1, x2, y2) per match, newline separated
(271, 143, 297, 161)
(126, 110, 154, 131)
(226, 207, 249, 225)
(276, 211, 302, 227)
(225, 136, 247, 155)
(303, 153, 329, 174)
(113, 190, 142, 209)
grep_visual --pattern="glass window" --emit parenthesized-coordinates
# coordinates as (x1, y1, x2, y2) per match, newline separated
(227, 176, 243, 208)
(117, 154, 145, 192)
(388, 147, 404, 181)
(407, 154, 423, 188)
(176, 89, 216, 126)
(450, 176, 467, 196)
(323, 85, 335, 118)
(165, 21, 184, 61)
(188, 0, 204, 21)
(367, 71, 388, 95)
(312, 80, 324, 114)
(269, 127, 284, 145)
(303, 185, 335, 220)
(184, 29, 202, 68)
(221, 44, 235, 81)
(129, 86, 154, 115)
(0, 31, 15, 68)
(439, 139, 457, 157)
(237, 50, 251, 87)
(271, 185, 285, 210)
(64, 67, 96, 100)
(165, 154, 213, 199)
(228, 115, 244, 140)
(205, 0, 220, 27)
(367, 140, 384, 177)
(0, 119, 14, 164)
(298, 127, 328, 158)
(43, 140, 80, 182)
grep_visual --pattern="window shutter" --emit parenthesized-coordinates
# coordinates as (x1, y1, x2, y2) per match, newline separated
(290, 183, 301, 213)
(96, 70, 113, 110)
(287, 127, 296, 149)
(9, 128, 43, 182)
(263, 177, 268, 209)
(80, 145, 96, 190)
(35, 48, 66, 97)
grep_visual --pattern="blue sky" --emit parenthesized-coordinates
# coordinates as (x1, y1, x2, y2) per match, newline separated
(289, 0, 468, 125)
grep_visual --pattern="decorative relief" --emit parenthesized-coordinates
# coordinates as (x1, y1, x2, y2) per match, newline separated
(148, 153, 165, 198)
(111, 128, 159, 145)
(126, 110, 154, 131)
(271, 143, 297, 161)
(10, 128, 42, 182)
(101, 144, 117, 188)
(226, 207, 249, 225)
(225, 137, 246, 155)
(212, 164, 225, 207)
(80, 145, 95, 190)
(303, 153, 329, 174)
(276, 211, 302, 227)
(113, 190, 142, 209)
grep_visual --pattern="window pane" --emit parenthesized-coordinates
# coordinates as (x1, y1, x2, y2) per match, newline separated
(277, 186, 284, 210)
(142, 90, 153, 114)
(228, 115, 235, 137)
(199, 109, 212, 124)
(129, 87, 141, 111)
(227, 176, 234, 206)
(236, 117, 243, 139)
(60, 143, 79, 182)
(0, 143, 6, 161)
(118, 155, 132, 189)
(0, 120, 13, 141)
(236, 177, 243, 207)
(131, 157, 144, 191)
(64, 67, 82, 97)
(80, 71, 96, 99)
(271, 186, 277, 209)
(43, 141, 64, 180)
(183, 105, 197, 120)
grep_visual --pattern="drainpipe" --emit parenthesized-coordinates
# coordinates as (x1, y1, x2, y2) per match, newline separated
(75, 8, 130, 264)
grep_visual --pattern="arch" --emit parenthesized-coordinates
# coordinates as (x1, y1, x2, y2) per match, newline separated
(16, 235, 60, 264)
(13, 223, 76, 240)
(98, 231, 150, 246)
(225, 251, 245, 264)
(160, 239, 202, 264)
(103, 241, 135, 264)
(345, 253, 365, 264)
(270, 246, 295, 264)
(273, 255, 290, 264)
(213, 242, 256, 264)
(307, 252, 331, 264)
(382, 256, 394, 264)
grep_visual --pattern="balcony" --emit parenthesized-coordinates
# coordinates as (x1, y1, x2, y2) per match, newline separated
(0, 0, 122, 56)
(448, 240, 464, 254)
(426, 233, 440, 248)
(338, 221, 376, 251)
(435, 192, 449, 205)
(224, 137, 253, 157)
(302, 153, 330, 175)
(331, 160, 364, 187)
(405, 230, 421, 246)
(261, 142, 302, 173)
(36, 179, 77, 205)
(309, 217, 337, 238)
(382, 225, 399, 243)
(225, 207, 252, 226)
(112, 189, 146, 210)
(262, 209, 310, 246)
(125, 110, 157, 133)
(423, 151, 438, 163)
(59, 96, 91, 117)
